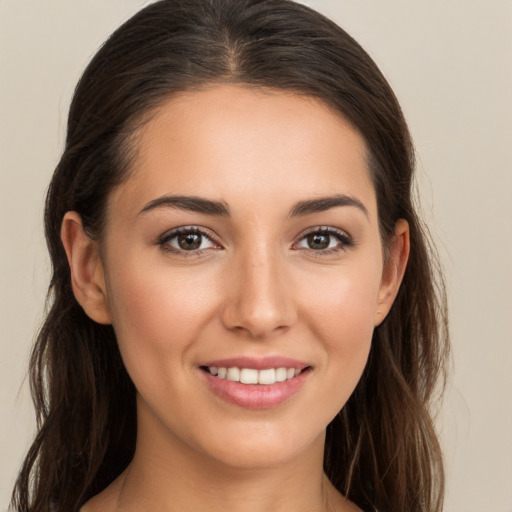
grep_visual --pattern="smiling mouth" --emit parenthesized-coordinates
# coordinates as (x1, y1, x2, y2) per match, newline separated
(199, 363, 312, 408)
(200, 366, 311, 385)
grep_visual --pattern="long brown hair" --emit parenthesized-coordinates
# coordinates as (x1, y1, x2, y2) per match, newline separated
(11, 1, 449, 511)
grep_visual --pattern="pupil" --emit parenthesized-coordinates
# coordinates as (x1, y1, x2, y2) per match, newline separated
(178, 233, 201, 250)
(308, 233, 330, 250)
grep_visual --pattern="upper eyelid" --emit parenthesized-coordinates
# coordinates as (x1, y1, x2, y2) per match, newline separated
(293, 226, 355, 251)
(158, 225, 222, 248)
(159, 225, 216, 239)
(296, 225, 352, 240)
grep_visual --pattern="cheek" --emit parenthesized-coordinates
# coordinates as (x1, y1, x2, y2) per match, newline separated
(304, 260, 381, 338)
(104, 258, 218, 377)
(299, 259, 382, 395)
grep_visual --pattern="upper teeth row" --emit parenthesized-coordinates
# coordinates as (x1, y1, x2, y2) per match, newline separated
(208, 366, 301, 385)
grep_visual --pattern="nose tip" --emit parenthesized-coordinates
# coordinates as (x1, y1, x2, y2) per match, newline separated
(220, 255, 296, 339)
(226, 299, 290, 338)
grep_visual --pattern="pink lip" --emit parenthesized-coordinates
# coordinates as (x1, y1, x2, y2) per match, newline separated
(198, 356, 312, 409)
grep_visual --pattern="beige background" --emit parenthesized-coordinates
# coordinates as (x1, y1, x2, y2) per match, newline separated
(1, 1, 511, 510)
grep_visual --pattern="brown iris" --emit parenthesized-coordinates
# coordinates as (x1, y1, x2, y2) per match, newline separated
(177, 232, 202, 250)
(306, 232, 331, 250)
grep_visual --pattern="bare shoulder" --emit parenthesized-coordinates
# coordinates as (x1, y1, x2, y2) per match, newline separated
(79, 491, 115, 512)
(323, 479, 364, 512)
(332, 496, 365, 512)
(79, 473, 125, 512)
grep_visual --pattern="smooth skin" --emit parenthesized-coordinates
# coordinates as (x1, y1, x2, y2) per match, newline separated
(62, 85, 409, 512)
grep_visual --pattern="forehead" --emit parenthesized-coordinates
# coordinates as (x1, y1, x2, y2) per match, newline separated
(109, 85, 376, 219)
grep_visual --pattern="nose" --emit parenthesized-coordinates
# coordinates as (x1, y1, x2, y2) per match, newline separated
(220, 246, 297, 339)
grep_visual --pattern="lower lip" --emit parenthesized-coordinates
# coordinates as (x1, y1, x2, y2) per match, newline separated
(200, 369, 310, 409)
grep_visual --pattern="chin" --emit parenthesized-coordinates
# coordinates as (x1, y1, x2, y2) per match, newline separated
(189, 419, 326, 470)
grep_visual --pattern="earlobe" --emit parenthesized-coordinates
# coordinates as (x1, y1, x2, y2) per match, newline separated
(374, 219, 410, 326)
(61, 212, 112, 325)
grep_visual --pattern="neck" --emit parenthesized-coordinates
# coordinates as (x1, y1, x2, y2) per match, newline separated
(83, 397, 359, 512)
(111, 407, 344, 512)
(119, 437, 333, 512)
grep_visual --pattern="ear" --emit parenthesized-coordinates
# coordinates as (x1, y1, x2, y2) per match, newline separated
(374, 219, 410, 326)
(61, 211, 112, 324)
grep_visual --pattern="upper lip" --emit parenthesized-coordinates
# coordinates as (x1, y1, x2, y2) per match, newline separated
(200, 356, 310, 371)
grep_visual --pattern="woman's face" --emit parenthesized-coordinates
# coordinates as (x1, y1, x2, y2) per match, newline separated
(73, 85, 405, 469)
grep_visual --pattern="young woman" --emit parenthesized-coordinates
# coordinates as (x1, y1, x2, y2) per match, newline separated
(11, 1, 449, 511)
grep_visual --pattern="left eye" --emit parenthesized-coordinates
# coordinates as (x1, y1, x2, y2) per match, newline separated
(160, 228, 217, 252)
(295, 229, 351, 251)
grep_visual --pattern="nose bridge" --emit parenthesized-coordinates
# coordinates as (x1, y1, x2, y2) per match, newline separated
(221, 239, 296, 337)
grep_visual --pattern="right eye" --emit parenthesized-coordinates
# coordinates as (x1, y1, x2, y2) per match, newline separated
(158, 226, 219, 255)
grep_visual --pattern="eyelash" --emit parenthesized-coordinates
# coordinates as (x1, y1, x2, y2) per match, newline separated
(158, 226, 220, 257)
(157, 226, 354, 257)
(293, 227, 355, 256)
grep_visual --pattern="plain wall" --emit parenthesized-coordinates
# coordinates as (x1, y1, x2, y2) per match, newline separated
(1, 1, 511, 510)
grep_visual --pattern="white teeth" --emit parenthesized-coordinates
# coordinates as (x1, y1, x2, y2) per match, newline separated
(226, 367, 240, 382)
(240, 368, 258, 384)
(207, 366, 305, 385)
(258, 368, 276, 385)
(275, 367, 287, 382)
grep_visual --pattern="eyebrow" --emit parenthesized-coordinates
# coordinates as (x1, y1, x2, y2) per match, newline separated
(139, 195, 230, 216)
(289, 194, 368, 218)
(139, 193, 367, 218)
